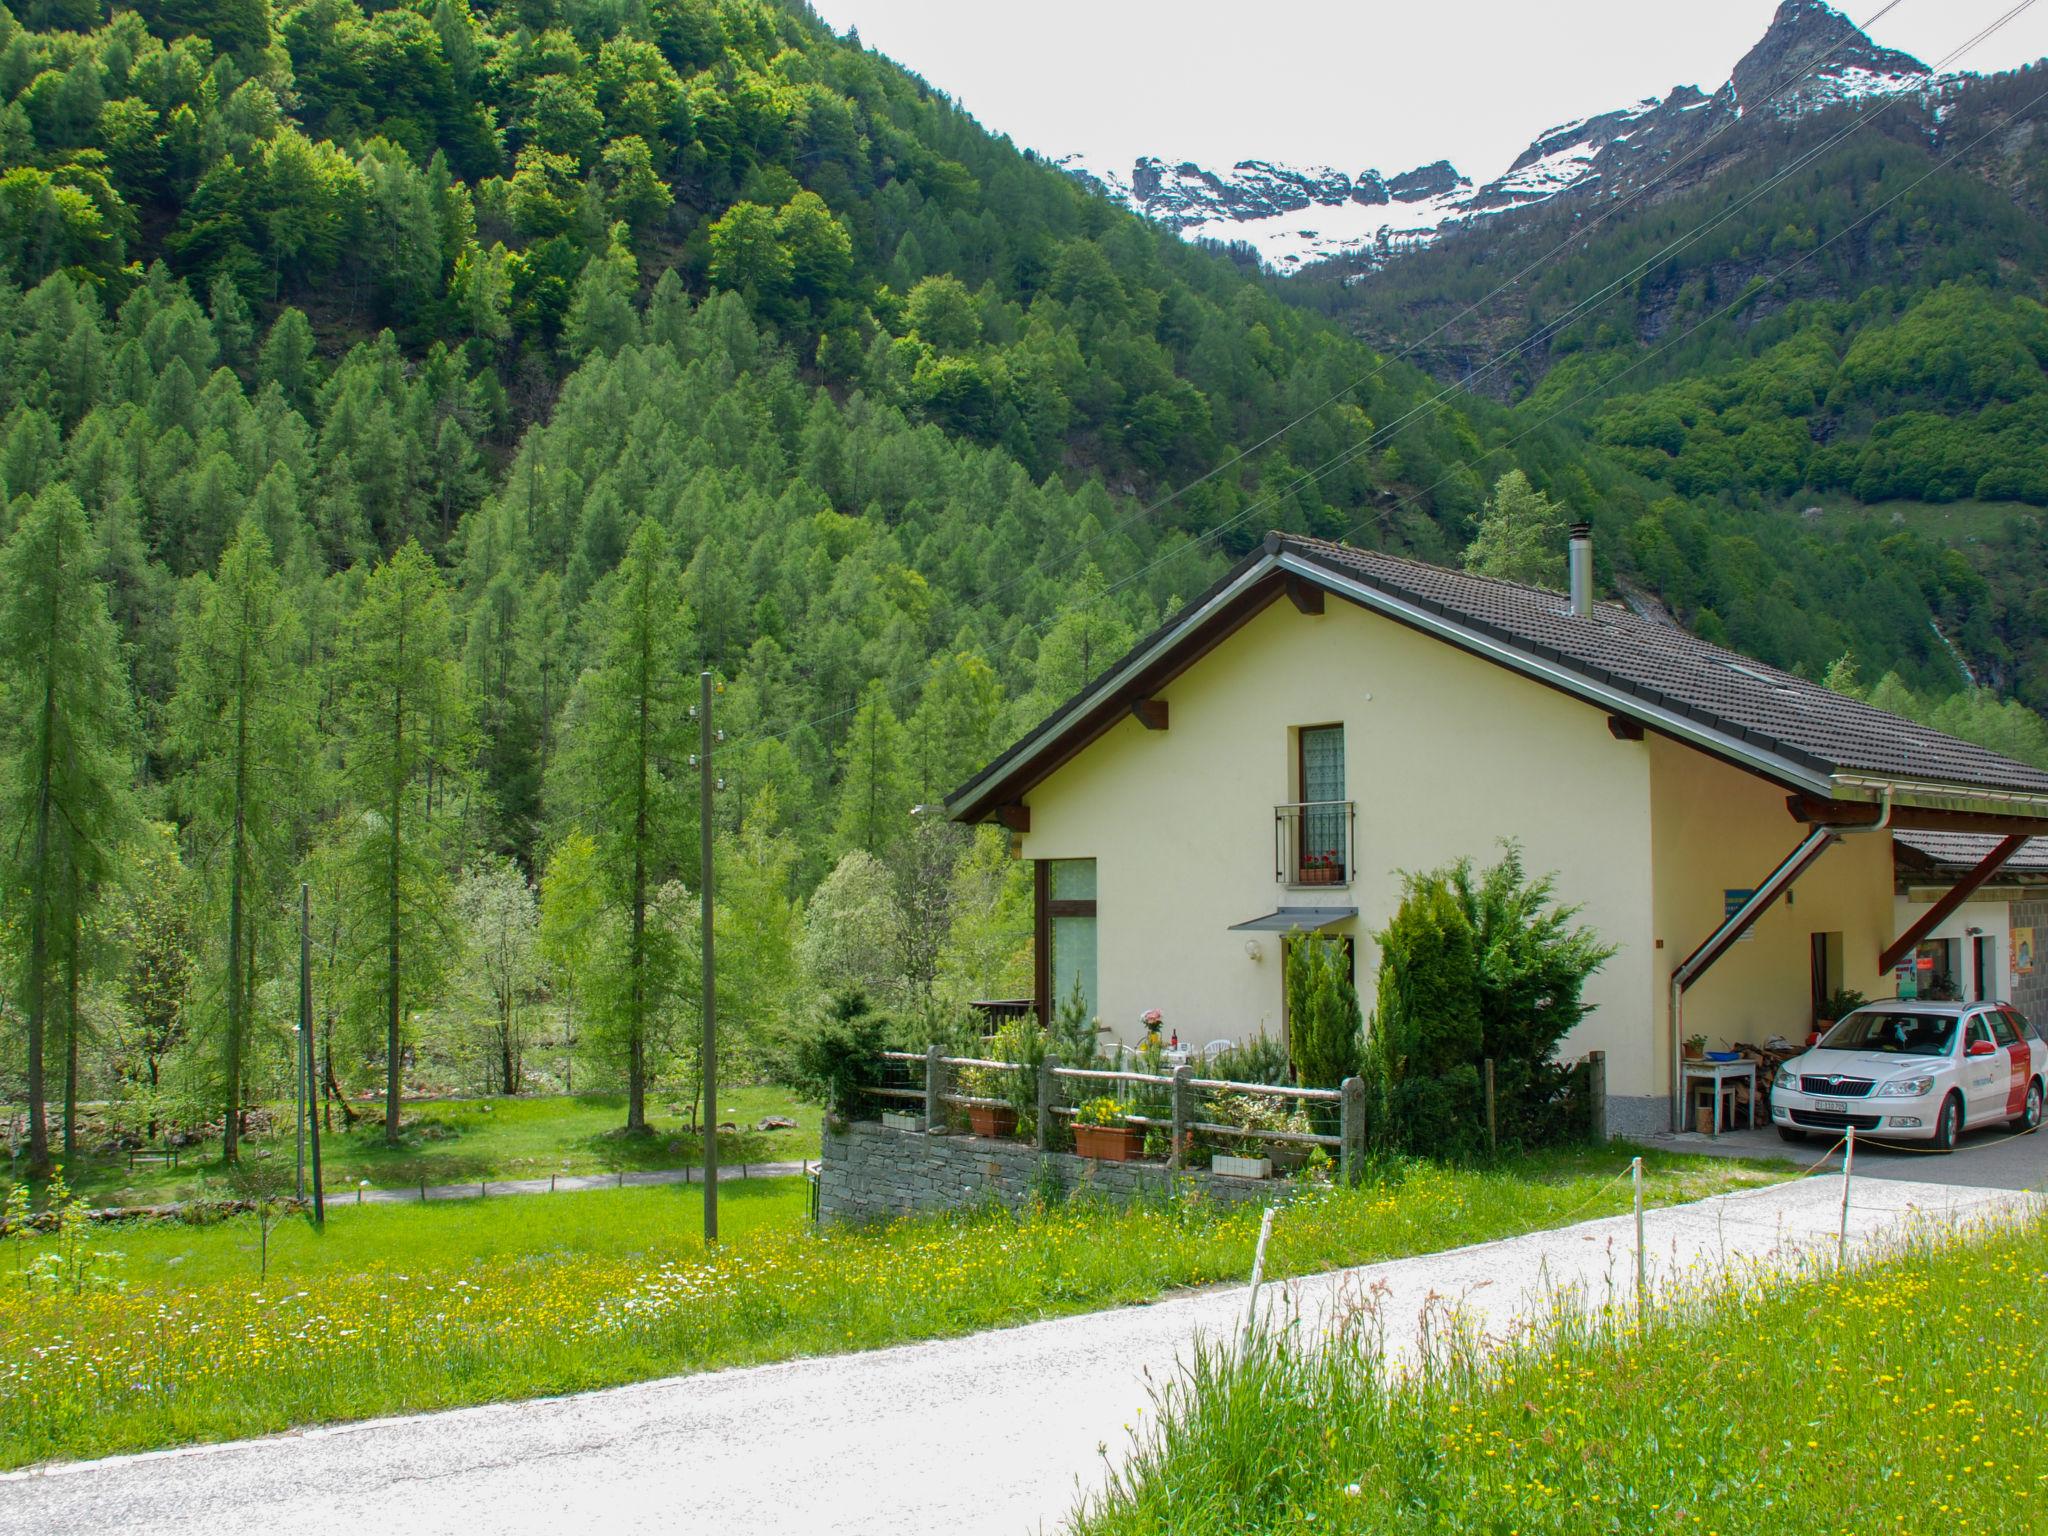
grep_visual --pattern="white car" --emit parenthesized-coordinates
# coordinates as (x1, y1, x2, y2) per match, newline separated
(1771, 1000, 2046, 1151)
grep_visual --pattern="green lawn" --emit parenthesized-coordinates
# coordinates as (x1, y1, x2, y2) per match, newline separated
(18, 1088, 820, 1207)
(66, 1178, 810, 1291)
(1075, 1206, 2048, 1534)
(0, 1143, 1782, 1468)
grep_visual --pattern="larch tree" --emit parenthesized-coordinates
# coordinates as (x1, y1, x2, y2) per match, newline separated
(334, 541, 474, 1146)
(168, 519, 311, 1161)
(0, 486, 135, 1177)
(538, 829, 604, 1091)
(559, 518, 689, 1133)
(1462, 470, 1567, 588)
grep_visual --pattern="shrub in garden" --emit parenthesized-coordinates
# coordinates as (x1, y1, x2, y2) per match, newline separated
(1285, 934, 1363, 1088)
(784, 991, 893, 1121)
(1450, 843, 1615, 1147)
(1367, 845, 1614, 1156)
(1205, 1033, 1291, 1087)
(1366, 871, 1484, 1156)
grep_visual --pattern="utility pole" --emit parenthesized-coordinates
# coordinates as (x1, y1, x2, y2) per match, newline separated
(698, 670, 720, 1244)
(301, 883, 324, 1227)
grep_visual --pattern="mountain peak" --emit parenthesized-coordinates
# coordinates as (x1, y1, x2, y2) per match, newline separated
(1058, 0, 1942, 273)
(1731, 0, 1929, 113)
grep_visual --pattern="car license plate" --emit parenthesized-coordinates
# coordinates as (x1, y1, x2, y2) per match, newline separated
(1816, 1098, 1848, 1114)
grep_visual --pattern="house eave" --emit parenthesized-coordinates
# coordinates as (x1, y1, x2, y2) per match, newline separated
(944, 549, 1282, 823)
(1271, 551, 1839, 800)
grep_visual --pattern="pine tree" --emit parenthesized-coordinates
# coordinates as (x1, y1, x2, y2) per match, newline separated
(558, 518, 689, 1132)
(333, 541, 473, 1146)
(0, 486, 135, 1177)
(168, 519, 311, 1161)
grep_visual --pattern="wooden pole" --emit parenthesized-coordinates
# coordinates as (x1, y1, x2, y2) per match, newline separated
(301, 884, 324, 1227)
(1838, 1125, 1856, 1267)
(1483, 1058, 1497, 1157)
(1632, 1155, 1646, 1319)
(700, 670, 719, 1243)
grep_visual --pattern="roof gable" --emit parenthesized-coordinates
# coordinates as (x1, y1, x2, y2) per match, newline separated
(947, 533, 2048, 823)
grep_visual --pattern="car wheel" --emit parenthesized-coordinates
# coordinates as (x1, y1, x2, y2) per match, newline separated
(1777, 1126, 1807, 1143)
(2014, 1078, 2044, 1135)
(1930, 1093, 1962, 1153)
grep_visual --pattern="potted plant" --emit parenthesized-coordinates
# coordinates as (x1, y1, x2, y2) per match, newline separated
(1205, 1088, 1298, 1179)
(881, 1110, 925, 1132)
(1683, 1033, 1707, 1061)
(955, 1059, 1019, 1139)
(1071, 1097, 1140, 1161)
(1298, 850, 1343, 886)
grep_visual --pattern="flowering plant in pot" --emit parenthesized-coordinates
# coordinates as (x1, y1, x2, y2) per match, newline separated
(1297, 850, 1343, 886)
(1071, 1096, 1140, 1161)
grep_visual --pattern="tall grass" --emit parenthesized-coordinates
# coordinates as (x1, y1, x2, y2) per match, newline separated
(0, 1146, 1778, 1468)
(1075, 1207, 2048, 1534)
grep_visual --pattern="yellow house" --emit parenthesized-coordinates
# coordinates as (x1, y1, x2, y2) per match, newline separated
(947, 529, 2048, 1135)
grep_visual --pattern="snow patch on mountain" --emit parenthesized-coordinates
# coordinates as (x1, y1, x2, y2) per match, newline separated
(1057, 1, 1946, 273)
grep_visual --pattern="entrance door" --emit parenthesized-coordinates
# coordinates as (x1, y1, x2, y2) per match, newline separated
(1973, 935, 1998, 1002)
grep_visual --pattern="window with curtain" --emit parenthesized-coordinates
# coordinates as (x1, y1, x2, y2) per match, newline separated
(1049, 859, 1098, 1024)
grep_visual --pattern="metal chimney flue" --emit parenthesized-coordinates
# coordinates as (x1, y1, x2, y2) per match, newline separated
(1567, 521, 1593, 618)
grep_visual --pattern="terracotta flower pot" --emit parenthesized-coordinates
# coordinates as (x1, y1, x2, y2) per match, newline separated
(1073, 1122, 1141, 1161)
(1298, 865, 1340, 886)
(969, 1103, 1018, 1139)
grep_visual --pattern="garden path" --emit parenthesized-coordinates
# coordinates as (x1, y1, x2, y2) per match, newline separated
(0, 1172, 2028, 1536)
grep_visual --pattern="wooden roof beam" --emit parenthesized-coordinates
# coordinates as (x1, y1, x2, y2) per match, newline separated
(1129, 697, 1168, 731)
(1787, 795, 2048, 837)
(1879, 834, 2028, 973)
(1284, 575, 1324, 615)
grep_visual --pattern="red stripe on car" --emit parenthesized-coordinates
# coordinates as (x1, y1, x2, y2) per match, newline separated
(2006, 1042, 2029, 1118)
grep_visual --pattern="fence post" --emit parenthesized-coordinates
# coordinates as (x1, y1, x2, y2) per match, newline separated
(1038, 1054, 1060, 1148)
(1340, 1075, 1366, 1185)
(924, 1043, 944, 1133)
(1483, 1058, 1497, 1157)
(1587, 1051, 1608, 1142)
(1170, 1066, 1191, 1170)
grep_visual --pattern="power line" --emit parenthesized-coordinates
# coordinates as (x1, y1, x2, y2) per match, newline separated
(730, 0, 2031, 754)
(927, 0, 1924, 617)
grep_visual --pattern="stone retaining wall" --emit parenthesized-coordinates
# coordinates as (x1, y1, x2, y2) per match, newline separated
(817, 1119, 1291, 1225)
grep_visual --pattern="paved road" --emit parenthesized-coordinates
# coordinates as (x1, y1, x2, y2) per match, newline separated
(1646, 1116, 2047, 1191)
(1, 1174, 2028, 1536)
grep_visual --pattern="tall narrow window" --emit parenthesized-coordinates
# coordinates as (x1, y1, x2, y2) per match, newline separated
(1297, 725, 1346, 883)
(1047, 859, 1098, 1025)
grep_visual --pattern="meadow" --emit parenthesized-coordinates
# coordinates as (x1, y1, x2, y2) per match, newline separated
(22, 1090, 820, 1208)
(1075, 1206, 2048, 1534)
(0, 1144, 1778, 1467)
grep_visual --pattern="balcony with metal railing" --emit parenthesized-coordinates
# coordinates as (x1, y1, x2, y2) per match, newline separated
(1274, 800, 1354, 888)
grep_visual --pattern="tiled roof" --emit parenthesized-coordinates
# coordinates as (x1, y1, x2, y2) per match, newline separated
(1894, 831, 2048, 873)
(1278, 534, 2048, 797)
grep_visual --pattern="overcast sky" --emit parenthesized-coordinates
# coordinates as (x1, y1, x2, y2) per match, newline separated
(803, 1, 2048, 180)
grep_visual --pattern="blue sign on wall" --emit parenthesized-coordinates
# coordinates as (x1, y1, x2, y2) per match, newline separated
(1724, 889, 1757, 942)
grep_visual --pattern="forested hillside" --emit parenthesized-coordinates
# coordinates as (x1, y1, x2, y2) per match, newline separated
(2, 0, 2039, 1172)
(1292, 62, 2048, 704)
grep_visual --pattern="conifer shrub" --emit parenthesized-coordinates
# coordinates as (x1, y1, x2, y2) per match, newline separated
(1365, 873, 1485, 1155)
(785, 991, 893, 1123)
(1285, 934, 1364, 1090)
(1366, 845, 1614, 1156)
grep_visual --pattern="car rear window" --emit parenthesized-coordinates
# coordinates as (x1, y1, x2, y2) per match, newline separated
(1989, 1010, 2020, 1047)
(1818, 1011, 1957, 1056)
